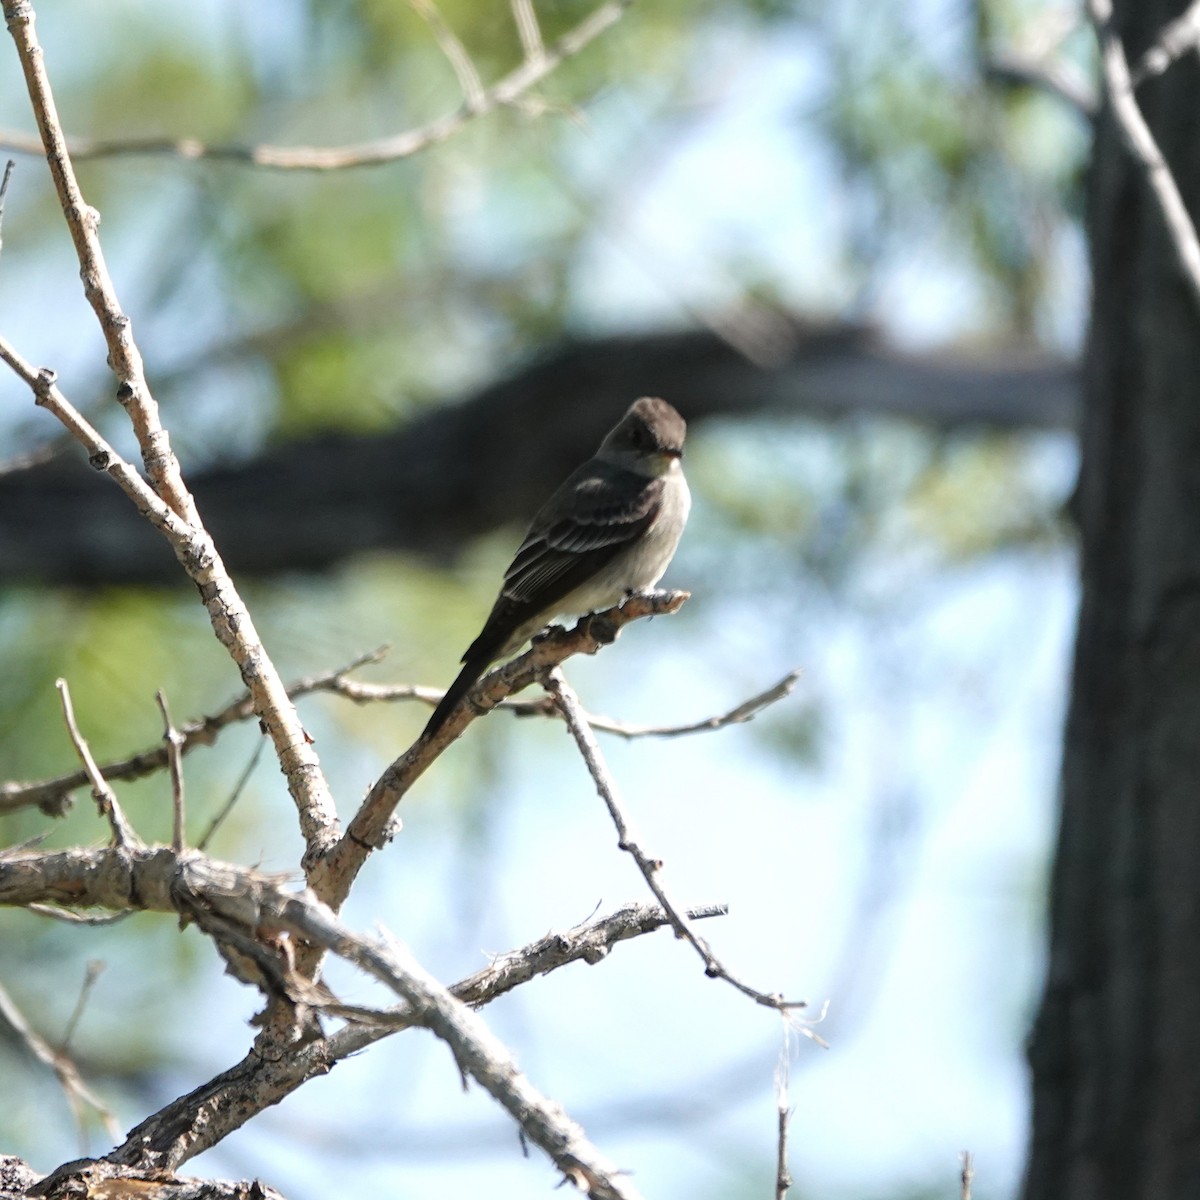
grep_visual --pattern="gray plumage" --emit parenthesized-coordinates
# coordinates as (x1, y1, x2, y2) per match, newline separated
(422, 397, 690, 740)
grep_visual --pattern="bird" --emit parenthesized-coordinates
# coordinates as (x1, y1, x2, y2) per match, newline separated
(421, 396, 691, 741)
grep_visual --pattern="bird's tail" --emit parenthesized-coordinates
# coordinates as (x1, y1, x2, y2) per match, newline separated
(420, 655, 491, 741)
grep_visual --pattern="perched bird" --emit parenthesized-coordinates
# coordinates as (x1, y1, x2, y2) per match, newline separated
(421, 396, 691, 740)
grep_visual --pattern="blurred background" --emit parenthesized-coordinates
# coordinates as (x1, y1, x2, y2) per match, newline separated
(0, 1, 1091, 1197)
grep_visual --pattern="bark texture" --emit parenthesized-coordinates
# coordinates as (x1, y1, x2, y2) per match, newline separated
(1024, 5, 1200, 1197)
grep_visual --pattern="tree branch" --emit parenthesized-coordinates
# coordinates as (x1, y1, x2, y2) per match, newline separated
(0, 0, 631, 172)
(310, 591, 688, 909)
(2, 840, 703, 1197)
(0, 338, 342, 867)
(1089, 0, 1200, 314)
(544, 667, 809, 1014)
(0, 656, 797, 816)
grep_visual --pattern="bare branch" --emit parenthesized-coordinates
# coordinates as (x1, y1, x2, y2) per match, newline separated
(311, 591, 689, 911)
(15, 1159, 287, 1200)
(338, 665, 802, 738)
(2, 658, 796, 822)
(1089, 0, 1200, 314)
(774, 1027, 794, 1200)
(0, 977, 121, 1146)
(511, 0, 546, 66)
(198, 738, 267, 853)
(54, 678, 136, 847)
(544, 667, 810, 1015)
(106, 893, 722, 1168)
(961, 1150, 975, 1200)
(1, 0, 341, 869)
(409, 0, 486, 111)
(0, 0, 632, 172)
(156, 690, 186, 853)
(0, 843, 645, 1198)
(0, 157, 13, 257)
(1131, 1, 1200, 85)
(0, 339, 340, 866)
(0, 648, 387, 818)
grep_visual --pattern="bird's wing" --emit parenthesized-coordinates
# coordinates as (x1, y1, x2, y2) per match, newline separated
(457, 466, 664, 666)
(500, 468, 664, 605)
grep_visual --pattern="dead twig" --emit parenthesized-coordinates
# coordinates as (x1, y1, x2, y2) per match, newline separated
(0, 339, 340, 868)
(0, 976, 121, 1148)
(0, 0, 633, 172)
(156, 690, 186, 853)
(1089, 0, 1200, 315)
(0, 157, 13, 257)
(54, 679, 136, 847)
(544, 667, 811, 1016)
(1131, 1, 1200, 85)
(0, 647, 387, 818)
(312, 592, 690, 912)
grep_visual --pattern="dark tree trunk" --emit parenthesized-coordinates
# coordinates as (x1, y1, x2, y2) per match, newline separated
(1024, 4, 1200, 1198)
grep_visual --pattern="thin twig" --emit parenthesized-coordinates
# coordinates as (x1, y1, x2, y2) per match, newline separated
(0, 647, 388, 817)
(0, 656, 797, 815)
(0, 0, 633, 172)
(775, 1023, 794, 1200)
(60, 960, 105, 1052)
(1, 2, 341, 868)
(511, 0, 546, 65)
(1131, 0, 1200, 85)
(573, 669, 802, 738)
(409, 0, 486, 111)
(544, 668, 809, 1015)
(156, 690, 186, 853)
(27, 905, 132, 925)
(312, 592, 690, 912)
(960, 1150, 974, 1200)
(55, 678, 136, 847)
(0, 338, 339, 867)
(198, 737, 267, 852)
(0, 978, 121, 1146)
(1089, 0, 1200, 314)
(0, 157, 13, 257)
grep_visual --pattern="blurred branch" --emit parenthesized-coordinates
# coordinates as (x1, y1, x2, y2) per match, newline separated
(0, 324, 1079, 587)
(0, 977, 121, 1147)
(985, 49, 1097, 114)
(544, 667, 812, 1017)
(1, 2, 342, 872)
(410, 0, 486, 112)
(0, 157, 12, 257)
(1131, 0, 1200, 85)
(0, 0, 632, 172)
(1089, 0, 1200, 314)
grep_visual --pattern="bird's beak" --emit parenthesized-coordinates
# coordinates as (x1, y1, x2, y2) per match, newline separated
(663, 448, 683, 461)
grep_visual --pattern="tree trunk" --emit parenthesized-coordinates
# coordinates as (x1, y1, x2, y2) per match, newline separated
(1024, 4, 1200, 1197)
